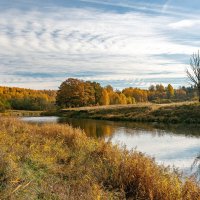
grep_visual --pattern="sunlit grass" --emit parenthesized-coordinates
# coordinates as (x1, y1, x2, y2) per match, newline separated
(0, 117, 199, 199)
(61, 102, 200, 124)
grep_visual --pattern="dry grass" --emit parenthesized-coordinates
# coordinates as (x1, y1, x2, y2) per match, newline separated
(60, 101, 200, 124)
(0, 110, 43, 117)
(0, 117, 199, 199)
(62, 101, 194, 111)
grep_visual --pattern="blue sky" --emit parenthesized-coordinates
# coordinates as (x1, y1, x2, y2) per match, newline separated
(0, 0, 200, 89)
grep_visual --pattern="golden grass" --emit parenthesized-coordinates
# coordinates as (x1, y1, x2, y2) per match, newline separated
(0, 117, 199, 199)
(0, 110, 43, 117)
(62, 101, 194, 111)
(60, 102, 200, 124)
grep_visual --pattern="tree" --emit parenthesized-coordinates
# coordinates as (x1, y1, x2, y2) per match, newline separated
(126, 96, 135, 104)
(100, 89, 110, 105)
(109, 92, 120, 105)
(156, 84, 165, 93)
(175, 89, 186, 100)
(0, 98, 10, 112)
(56, 78, 85, 108)
(119, 93, 127, 104)
(0, 86, 56, 111)
(105, 85, 113, 93)
(167, 84, 174, 98)
(90, 82, 103, 105)
(149, 85, 155, 92)
(84, 81, 95, 106)
(186, 50, 200, 102)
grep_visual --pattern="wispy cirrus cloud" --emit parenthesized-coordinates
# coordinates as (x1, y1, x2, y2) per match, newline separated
(0, 0, 199, 89)
(169, 20, 200, 29)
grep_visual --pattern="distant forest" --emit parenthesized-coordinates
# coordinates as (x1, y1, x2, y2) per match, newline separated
(0, 78, 197, 111)
(0, 86, 56, 112)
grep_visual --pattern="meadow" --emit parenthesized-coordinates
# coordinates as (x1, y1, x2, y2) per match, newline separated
(60, 101, 200, 124)
(0, 117, 199, 199)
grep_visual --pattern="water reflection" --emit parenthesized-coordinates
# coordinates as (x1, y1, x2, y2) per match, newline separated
(22, 117, 200, 176)
(58, 118, 200, 176)
(22, 116, 59, 123)
(58, 118, 116, 138)
(58, 118, 200, 139)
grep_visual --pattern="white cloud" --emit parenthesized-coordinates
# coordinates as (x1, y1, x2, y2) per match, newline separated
(169, 19, 200, 29)
(0, 6, 198, 89)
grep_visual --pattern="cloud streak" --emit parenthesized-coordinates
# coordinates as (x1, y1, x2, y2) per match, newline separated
(0, 1, 198, 89)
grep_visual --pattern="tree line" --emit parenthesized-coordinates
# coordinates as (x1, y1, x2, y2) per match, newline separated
(0, 86, 56, 112)
(56, 78, 197, 108)
(0, 78, 198, 112)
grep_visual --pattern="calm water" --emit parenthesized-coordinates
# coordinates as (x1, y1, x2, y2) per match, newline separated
(22, 116, 200, 176)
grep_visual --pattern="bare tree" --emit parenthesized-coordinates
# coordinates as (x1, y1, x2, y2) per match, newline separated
(186, 50, 200, 102)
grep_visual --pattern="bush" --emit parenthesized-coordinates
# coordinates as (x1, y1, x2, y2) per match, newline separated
(0, 100, 10, 112)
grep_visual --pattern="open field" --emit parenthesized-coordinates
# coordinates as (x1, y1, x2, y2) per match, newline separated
(60, 101, 200, 124)
(0, 117, 199, 199)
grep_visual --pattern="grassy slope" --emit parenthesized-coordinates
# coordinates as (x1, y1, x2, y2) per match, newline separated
(0, 118, 199, 199)
(60, 102, 200, 124)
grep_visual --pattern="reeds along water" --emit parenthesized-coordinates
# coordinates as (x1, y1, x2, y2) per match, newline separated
(0, 117, 199, 200)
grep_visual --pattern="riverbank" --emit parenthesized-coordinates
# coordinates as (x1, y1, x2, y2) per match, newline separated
(60, 101, 200, 124)
(0, 117, 199, 199)
(0, 110, 43, 117)
(0, 109, 59, 117)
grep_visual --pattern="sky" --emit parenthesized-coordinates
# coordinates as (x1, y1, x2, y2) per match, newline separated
(0, 0, 200, 90)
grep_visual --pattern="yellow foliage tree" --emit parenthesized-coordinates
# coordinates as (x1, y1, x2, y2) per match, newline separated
(100, 89, 110, 105)
(119, 93, 127, 104)
(167, 84, 174, 98)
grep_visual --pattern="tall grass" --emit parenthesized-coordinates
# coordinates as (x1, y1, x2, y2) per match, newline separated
(0, 118, 199, 199)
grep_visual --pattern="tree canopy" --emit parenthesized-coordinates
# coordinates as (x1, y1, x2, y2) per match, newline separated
(56, 78, 197, 108)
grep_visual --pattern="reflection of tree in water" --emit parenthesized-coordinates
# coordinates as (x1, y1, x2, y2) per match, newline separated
(58, 117, 200, 138)
(58, 118, 115, 138)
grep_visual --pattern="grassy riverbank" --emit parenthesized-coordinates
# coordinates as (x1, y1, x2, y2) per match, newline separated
(0, 109, 59, 117)
(0, 110, 43, 117)
(0, 118, 199, 199)
(60, 101, 200, 124)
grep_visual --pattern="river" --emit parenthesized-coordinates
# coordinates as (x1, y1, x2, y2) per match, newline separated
(22, 116, 200, 177)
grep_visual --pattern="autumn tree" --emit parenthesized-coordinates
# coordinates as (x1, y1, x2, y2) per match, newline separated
(105, 85, 113, 93)
(186, 50, 200, 102)
(109, 92, 120, 105)
(127, 96, 136, 104)
(156, 84, 165, 93)
(122, 87, 148, 103)
(100, 89, 110, 105)
(84, 81, 95, 105)
(175, 89, 187, 100)
(91, 82, 103, 105)
(119, 93, 127, 104)
(167, 84, 174, 98)
(56, 78, 85, 108)
(0, 86, 56, 111)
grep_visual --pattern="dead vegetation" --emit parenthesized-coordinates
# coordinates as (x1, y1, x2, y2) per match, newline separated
(0, 117, 199, 199)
